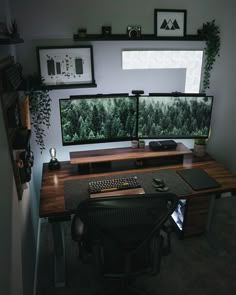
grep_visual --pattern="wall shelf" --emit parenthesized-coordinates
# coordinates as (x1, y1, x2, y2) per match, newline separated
(73, 34, 205, 42)
(0, 37, 24, 45)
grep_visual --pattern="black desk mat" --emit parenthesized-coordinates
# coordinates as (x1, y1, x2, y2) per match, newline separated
(177, 167, 221, 191)
(64, 169, 193, 212)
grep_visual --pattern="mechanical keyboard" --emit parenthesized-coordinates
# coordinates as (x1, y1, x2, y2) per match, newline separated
(88, 176, 141, 194)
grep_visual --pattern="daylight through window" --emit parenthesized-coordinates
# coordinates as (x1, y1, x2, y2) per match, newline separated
(122, 50, 203, 93)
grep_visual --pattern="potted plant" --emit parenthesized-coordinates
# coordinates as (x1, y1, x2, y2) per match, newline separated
(198, 20, 221, 92)
(194, 138, 207, 157)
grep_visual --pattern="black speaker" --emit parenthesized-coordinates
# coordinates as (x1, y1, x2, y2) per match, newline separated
(149, 140, 177, 151)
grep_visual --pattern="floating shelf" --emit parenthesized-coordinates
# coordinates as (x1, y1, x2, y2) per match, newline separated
(73, 34, 205, 42)
(0, 37, 24, 45)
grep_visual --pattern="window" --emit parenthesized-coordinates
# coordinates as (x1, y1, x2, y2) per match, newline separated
(122, 50, 203, 93)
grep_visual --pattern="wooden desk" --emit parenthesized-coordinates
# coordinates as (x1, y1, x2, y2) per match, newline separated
(40, 154, 236, 219)
(40, 152, 236, 286)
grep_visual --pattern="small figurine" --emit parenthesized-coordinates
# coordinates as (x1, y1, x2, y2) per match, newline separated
(48, 147, 60, 170)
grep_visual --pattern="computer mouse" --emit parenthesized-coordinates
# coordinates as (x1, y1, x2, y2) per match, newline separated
(153, 178, 164, 185)
(156, 186, 169, 192)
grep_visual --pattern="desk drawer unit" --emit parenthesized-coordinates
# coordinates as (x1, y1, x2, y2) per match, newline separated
(172, 194, 211, 238)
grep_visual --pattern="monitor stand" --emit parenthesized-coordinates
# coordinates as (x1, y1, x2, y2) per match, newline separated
(70, 142, 192, 174)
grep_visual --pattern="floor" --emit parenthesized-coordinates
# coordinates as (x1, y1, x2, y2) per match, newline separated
(37, 196, 236, 295)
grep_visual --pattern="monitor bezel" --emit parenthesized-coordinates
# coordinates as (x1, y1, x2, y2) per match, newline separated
(59, 93, 138, 146)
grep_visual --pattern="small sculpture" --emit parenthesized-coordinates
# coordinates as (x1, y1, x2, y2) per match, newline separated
(48, 147, 60, 170)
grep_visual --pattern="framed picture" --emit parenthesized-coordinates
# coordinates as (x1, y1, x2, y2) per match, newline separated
(37, 46, 96, 88)
(154, 9, 187, 37)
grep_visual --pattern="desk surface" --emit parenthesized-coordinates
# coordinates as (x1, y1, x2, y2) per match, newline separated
(40, 154, 236, 218)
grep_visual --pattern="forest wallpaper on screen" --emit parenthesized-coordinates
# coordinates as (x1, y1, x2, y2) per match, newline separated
(60, 96, 137, 144)
(138, 96, 213, 138)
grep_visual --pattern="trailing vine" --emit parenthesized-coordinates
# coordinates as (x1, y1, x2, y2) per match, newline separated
(198, 20, 221, 92)
(29, 89, 51, 153)
(26, 75, 51, 153)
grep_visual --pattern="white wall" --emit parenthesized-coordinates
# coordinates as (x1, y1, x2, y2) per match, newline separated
(0, 67, 38, 295)
(0, 1, 39, 295)
(0, 102, 15, 295)
(204, 3, 236, 171)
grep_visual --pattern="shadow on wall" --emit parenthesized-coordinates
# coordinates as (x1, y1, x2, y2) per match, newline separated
(21, 181, 39, 295)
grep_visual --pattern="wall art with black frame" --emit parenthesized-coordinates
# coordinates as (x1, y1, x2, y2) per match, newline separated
(37, 46, 96, 89)
(154, 9, 187, 37)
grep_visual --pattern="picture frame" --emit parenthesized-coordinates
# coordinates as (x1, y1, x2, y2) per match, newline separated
(37, 46, 96, 89)
(154, 9, 187, 37)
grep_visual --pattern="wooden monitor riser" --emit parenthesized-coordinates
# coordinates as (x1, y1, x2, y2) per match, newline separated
(70, 142, 192, 165)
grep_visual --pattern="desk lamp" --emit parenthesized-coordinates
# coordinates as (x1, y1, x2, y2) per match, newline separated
(48, 147, 60, 170)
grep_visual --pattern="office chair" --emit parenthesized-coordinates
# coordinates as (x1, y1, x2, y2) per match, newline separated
(71, 193, 178, 295)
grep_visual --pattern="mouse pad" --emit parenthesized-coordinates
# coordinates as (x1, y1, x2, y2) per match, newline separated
(177, 167, 221, 191)
(64, 169, 193, 212)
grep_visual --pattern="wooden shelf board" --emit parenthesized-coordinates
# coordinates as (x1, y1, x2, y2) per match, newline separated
(73, 34, 205, 42)
(0, 37, 24, 45)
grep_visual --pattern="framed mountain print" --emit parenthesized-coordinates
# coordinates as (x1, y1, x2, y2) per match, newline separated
(154, 9, 187, 37)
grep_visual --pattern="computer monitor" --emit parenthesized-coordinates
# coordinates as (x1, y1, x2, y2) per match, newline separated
(138, 94, 213, 139)
(59, 94, 137, 145)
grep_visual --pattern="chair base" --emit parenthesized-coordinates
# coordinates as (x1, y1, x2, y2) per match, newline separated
(93, 279, 153, 295)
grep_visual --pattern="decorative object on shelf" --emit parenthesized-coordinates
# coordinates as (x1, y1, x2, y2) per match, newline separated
(37, 45, 96, 89)
(197, 20, 220, 92)
(127, 26, 141, 39)
(154, 9, 186, 37)
(0, 22, 9, 39)
(102, 26, 112, 36)
(18, 147, 34, 183)
(131, 140, 139, 149)
(48, 147, 60, 170)
(194, 138, 207, 157)
(19, 95, 31, 129)
(139, 139, 145, 149)
(8, 19, 20, 39)
(4, 61, 22, 90)
(0, 57, 29, 200)
(78, 28, 87, 38)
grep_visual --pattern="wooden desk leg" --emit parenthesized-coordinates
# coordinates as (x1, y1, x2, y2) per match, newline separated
(205, 194, 228, 256)
(51, 221, 65, 287)
(206, 194, 216, 232)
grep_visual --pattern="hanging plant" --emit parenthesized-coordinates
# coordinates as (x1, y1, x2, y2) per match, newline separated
(198, 20, 221, 92)
(26, 75, 51, 153)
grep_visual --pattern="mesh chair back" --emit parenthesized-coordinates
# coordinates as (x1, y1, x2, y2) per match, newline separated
(74, 193, 177, 277)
